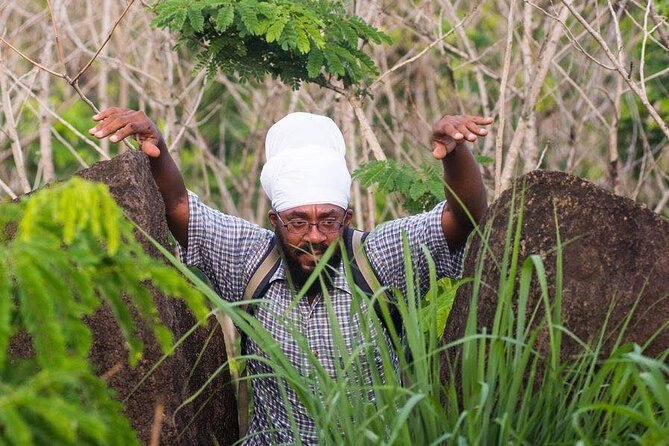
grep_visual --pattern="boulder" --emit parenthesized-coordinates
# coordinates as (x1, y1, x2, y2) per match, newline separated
(72, 150, 238, 444)
(443, 170, 669, 370)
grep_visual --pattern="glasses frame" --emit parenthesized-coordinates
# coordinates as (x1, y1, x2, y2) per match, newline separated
(274, 211, 347, 236)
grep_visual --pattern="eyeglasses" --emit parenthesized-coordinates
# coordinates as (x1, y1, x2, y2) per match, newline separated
(275, 212, 346, 235)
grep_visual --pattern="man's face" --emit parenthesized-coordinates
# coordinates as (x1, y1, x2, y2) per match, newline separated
(269, 204, 352, 278)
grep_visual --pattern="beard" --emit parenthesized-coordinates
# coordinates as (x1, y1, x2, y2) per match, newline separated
(275, 232, 343, 296)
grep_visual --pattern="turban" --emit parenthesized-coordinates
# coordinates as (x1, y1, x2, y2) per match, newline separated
(260, 112, 351, 212)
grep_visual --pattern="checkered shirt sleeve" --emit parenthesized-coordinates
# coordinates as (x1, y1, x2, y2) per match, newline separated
(365, 201, 465, 297)
(178, 190, 273, 301)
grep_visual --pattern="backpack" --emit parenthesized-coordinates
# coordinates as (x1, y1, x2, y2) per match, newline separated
(215, 227, 401, 436)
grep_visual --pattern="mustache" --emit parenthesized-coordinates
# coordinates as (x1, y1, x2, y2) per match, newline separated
(294, 242, 329, 255)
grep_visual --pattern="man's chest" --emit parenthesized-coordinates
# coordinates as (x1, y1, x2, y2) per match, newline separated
(248, 281, 380, 378)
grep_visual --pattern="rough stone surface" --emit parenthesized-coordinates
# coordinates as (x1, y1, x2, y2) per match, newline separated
(73, 150, 238, 444)
(443, 170, 669, 374)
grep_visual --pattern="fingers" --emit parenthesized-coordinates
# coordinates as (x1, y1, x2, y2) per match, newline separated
(89, 109, 161, 150)
(471, 116, 494, 125)
(432, 138, 456, 159)
(89, 108, 134, 138)
(92, 107, 128, 122)
(141, 141, 161, 158)
(434, 115, 493, 142)
(432, 143, 447, 160)
(436, 121, 465, 141)
(109, 121, 147, 142)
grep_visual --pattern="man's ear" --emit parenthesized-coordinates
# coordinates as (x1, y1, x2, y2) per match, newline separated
(268, 210, 278, 229)
(344, 208, 353, 226)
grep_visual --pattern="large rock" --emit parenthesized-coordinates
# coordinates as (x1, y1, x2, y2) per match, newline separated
(75, 150, 238, 445)
(443, 170, 669, 371)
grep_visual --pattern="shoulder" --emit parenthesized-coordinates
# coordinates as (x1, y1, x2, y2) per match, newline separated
(364, 201, 447, 251)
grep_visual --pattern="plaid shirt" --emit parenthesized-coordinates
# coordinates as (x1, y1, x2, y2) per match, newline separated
(180, 191, 464, 445)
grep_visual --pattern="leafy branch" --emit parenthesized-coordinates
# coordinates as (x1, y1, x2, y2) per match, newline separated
(151, 0, 391, 89)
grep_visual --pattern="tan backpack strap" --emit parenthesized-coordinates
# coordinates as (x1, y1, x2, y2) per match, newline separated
(243, 244, 281, 305)
(351, 230, 384, 293)
(236, 241, 280, 437)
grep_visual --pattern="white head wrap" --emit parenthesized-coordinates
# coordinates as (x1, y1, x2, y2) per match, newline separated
(260, 112, 351, 212)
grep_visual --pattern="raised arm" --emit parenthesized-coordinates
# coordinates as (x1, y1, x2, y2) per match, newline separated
(431, 114, 492, 250)
(89, 108, 190, 247)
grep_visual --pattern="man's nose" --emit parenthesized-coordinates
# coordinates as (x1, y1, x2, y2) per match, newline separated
(303, 224, 327, 244)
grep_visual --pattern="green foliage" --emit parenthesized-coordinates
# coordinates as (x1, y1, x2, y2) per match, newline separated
(353, 159, 446, 213)
(1, 178, 209, 445)
(418, 277, 470, 336)
(354, 156, 493, 214)
(151, 0, 391, 89)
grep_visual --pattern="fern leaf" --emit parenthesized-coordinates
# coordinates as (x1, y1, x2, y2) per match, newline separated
(215, 4, 235, 32)
(409, 180, 428, 200)
(266, 14, 287, 43)
(237, 0, 260, 35)
(323, 46, 344, 77)
(15, 250, 67, 368)
(0, 256, 11, 371)
(279, 21, 298, 51)
(295, 23, 310, 54)
(173, 8, 188, 31)
(306, 47, 323, 78)
(188, 7, 205, 33)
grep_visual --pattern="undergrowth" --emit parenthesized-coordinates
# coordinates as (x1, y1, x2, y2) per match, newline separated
(2, 177, 667, 445)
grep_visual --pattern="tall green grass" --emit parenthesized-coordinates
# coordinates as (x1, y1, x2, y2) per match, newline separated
(162, 192, 669, 445)
(8, 178, 666, 445)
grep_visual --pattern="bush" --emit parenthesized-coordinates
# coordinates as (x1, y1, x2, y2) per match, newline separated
(0, 178, 208, 445)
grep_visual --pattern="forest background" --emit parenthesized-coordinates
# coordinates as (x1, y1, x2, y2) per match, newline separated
(1, 0, 668, 222)
(1, 1, 669, 444)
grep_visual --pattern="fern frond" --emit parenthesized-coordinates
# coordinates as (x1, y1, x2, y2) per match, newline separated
(151, 0, 389, 88)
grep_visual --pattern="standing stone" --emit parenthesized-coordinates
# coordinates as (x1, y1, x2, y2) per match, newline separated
(443, 170, 669, 379)
(77, 150, 238, 445)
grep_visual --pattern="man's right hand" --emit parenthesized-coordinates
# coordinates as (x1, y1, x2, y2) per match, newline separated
(90, 107, 190, 246)
(89, 108, 164, 158)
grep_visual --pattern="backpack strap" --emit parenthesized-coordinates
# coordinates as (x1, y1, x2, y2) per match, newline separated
(345, 228, 402, 336)
(233, 239, 280, 437)
(233, 230, 402, 436)
(243, 240, 281, 306)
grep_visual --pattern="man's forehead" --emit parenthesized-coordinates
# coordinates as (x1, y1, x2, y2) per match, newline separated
(282, 203, 345, 217)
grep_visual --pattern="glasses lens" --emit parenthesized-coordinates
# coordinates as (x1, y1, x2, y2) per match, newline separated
(317, 220, 341, 233)
(286, 221, 308, 234)
(282, 219, 343, 234)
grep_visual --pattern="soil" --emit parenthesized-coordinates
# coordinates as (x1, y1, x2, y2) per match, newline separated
(442, 170, 669, 379)
(11, 150, 239, 445)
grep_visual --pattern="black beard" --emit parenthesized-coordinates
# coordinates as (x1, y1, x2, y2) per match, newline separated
(275, 233, 342, 296)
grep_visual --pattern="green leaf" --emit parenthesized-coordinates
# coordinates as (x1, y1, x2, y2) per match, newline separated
(151, 0, 388, 87)
(306, 47, 323, 78)
(215, 5, 235, 32)
(409, 180, 428, 200)
(173, 9, 188, 31)
(295, 24, 310, 54)
(475, 155, 494, 165)
(238, 0, 260, 35)
(0, 255, 12, 370)
(266, 15, 287, 43)
(323, 46, 345, 77)
(188, 8, 205, 32)
(0, 406, 34, 446)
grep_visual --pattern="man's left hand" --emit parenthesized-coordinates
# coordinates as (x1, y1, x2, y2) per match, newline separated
(431, 115, 493, 159)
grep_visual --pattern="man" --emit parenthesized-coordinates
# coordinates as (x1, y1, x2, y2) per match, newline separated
(89, 108, 491, 444)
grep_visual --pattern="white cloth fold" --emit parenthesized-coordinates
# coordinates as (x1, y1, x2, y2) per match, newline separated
(260, 112, 351, 212)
